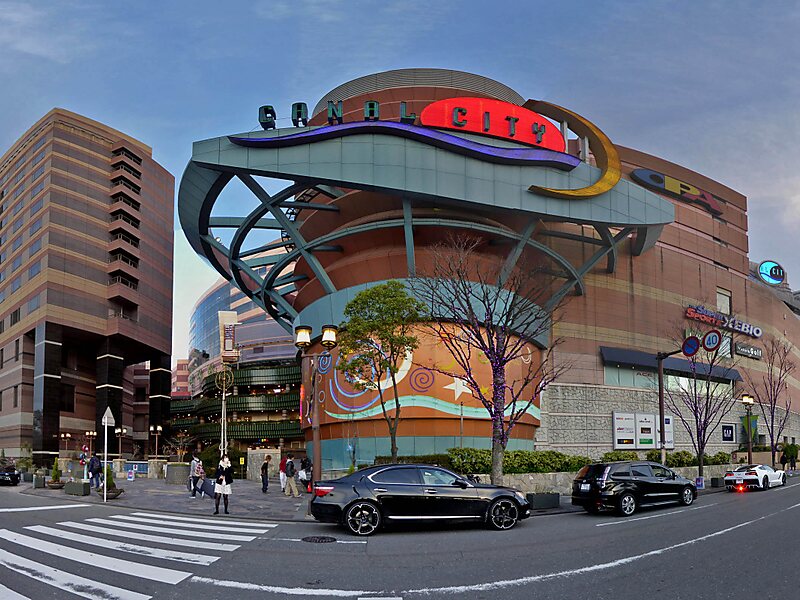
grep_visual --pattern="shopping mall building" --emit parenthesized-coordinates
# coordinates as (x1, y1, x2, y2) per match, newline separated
(178, 68, 800, 470)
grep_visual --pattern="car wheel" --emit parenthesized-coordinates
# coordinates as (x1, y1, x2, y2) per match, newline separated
(679, 486, 694, 506)
(343, 501, 382, 536)
(782, 474, 787, 486)
(762, 476, 770, 491)
(583, 505, 600, 514)
(617, 492, 637, 517)
(488, 498, 519, 530)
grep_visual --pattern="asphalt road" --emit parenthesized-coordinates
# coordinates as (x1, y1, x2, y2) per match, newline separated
(2, 478, 800, 599)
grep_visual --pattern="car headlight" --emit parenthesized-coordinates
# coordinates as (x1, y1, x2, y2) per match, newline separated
(514, 491, 527, 503)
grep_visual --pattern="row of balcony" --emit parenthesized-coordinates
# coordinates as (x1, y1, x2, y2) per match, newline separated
(170, 392, 300, 417)
(189, 420, 302, 440)
(200, 365, 301, 395)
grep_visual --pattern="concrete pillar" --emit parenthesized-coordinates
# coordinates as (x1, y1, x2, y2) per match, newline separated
(32, 323, 62, 466)
(149, 353, 171, 439)
(96, 339, 125, 456)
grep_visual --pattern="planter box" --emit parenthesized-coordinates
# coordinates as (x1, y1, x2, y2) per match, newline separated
(46, 481, 65, 490)
(64, 481, 90, 496)
(33, 475, 45, 489)
(526, 492, 560, 509)
(97, 487, 124, 499)
(710, 477, 725, 488)
(21, 472, 33, 482)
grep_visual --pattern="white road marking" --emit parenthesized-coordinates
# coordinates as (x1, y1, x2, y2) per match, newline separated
(402, 500, 800, 595)
(59, 521, 241, 552)
(131, 511, 276, 528)
(595, 503, 716, 527)
(269, 537, 367, 544)
(59, 521, 240, 551)
(0, 581, 29, 599)
(0, 503, 91, 513)
(26, 525, 220, 565)
(0, 547, 150, 600)
(190, 575, 370, 597)
(0, 529, 191, 584)
(109, 513, 272, 533)
(86, 517, 256, 541)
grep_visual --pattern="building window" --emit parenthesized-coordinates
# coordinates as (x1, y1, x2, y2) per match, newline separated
(28, 261, 40, 279)
(11, 237, 22, 251)
(14, 339, 19, 361)
(60, 383, 75, 412)
(30, 198, 43, 215)
(12, 385, 17, 408)
(27, 294, 39, 313)
(9, 309, 20, 326)
(717, 288, 732, 315)
(719, 335, 732, 358)
(29, 218, 41, 235)
(12, 218, 23, 233)
(30, 181, 44, 197)
(0, 348, 3, 367)
(10, 277, 21, 293)
(11, 256, 21, 272)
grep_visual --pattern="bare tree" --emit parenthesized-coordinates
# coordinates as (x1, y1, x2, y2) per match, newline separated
(664, 322, 740, 476)
(744, 336, 795, 467)
(411, 235, 570, 484)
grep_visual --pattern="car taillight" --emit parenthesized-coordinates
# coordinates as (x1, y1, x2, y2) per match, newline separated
(314, 485, 334, 497)
(746, 471, 757, 476)
(725, 472, 733, 478)
(737, 485, 745, 492)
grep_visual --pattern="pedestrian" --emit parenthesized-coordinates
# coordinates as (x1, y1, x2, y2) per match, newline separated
(781, 451, 788, 472)
(279, 454, 287, 493)
(189, 451, 201, 498)
(88, 452, 101, 489)
(790, 452, 797, 475)
(196, 461, 207, 497)
(214, 454, 234, 515)
(261, 455, 272, 493)
(284, 453, 300, 498)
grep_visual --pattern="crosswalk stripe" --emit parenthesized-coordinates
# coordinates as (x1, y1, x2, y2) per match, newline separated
(0, 529, 191, 584)
(0, 503, 92, 513)
(85, 517, 256, 542)
(58, 521, 240, 552)
(0, 547, 150, 600)
(25, 525, 220, 566)
(131, 511, 277, 528)
(0, 581, 29, 599)
(109, 514, 273, 534)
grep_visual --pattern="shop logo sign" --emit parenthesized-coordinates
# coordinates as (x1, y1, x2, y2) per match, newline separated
(685, 305, 762, 338)
(757, 261, 785, 286)
(630, 168, 723, 216)
(735, 342, 763, 360)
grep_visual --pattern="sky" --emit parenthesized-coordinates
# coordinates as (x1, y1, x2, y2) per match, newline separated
(1, 1, 798, 363)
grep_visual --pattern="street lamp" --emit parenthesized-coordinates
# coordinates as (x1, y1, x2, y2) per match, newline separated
(295, 324, 338, 485)
(149, 424, 163, 458)
(215, 365, 234, 457)
(742, 394, 755, 464)
(115, 427, 128, 458)
(656, 348, 682, 464)
(60, 432, 72, 452)
(84, 430, 96, 455)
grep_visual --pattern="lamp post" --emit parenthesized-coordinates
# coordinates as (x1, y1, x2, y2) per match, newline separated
(294, 324, 338, 486)
(656, 348, 682, 464)
(149, 425, 162, 458)
(115, 427, 128, 458)
(215, 365, 234, 457)
(742, 394, 755, 464)
(60, 432, 72, 452)
(84, 430, 96, 455)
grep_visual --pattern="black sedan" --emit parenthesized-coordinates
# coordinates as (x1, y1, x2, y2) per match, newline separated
(310, 464, 531, 536)
(0, 465, 21, 486)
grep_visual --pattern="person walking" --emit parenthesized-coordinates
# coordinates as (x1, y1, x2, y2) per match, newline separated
(88, 452, 101, 489)
(196, 461, 208, 497)
(260, 455, 272, 493)
(279, 454, 287, 493)
(189, 452, 201, 498)
(790, 450, 797, 475)
(284, 453, 300, 498)
(780, 451, 788, 472)
(214, 454, 234, 515)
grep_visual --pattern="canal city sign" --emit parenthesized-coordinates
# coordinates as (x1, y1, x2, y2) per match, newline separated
(685, 305, 762, 338)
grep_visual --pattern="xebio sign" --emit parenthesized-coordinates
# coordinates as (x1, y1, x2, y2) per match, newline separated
(420, 98, 565, 152)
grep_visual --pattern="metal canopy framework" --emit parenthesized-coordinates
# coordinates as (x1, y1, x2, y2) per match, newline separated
(178, 124, 673, 337)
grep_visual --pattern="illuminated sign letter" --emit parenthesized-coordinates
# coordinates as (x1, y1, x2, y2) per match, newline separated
(258, 105, 277, 130)
(452, 107, 468, 127)
(327, 100, 344, 125)
(291, 102, 308, 127)
(364, 100, 380, 121)
(483, 111, 490, 132)
(399, 102, 416, 124)
(505, 115, 519, 137)
(532, 122, 546, 143)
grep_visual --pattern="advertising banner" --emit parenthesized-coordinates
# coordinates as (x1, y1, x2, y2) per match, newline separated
(721, 424, 735, 442)
(635, 413, 656, 449)
(613, 412, 636, 449)
(655, 414, 675, 449)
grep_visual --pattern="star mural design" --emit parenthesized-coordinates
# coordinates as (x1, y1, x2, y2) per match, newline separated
(444, 377, 471, 401)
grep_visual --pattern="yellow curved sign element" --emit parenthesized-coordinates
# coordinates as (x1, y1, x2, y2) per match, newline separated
(522, 99, 621, 199)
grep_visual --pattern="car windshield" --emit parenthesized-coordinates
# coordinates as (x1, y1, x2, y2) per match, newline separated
(734, 465, 758, 472)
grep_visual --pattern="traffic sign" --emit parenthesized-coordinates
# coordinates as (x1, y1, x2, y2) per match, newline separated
(702, 329, 722, 352)
(127, 470, 135, 481)
(682, 336, 701, 357)
(101, 407, 115, 427)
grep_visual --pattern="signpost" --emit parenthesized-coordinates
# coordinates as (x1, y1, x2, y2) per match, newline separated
(127, 470, 134, 482)
(702, 329, 722, 352)
(101, 407, 115, 504)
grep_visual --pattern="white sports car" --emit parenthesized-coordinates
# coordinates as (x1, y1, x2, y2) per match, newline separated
(724, 464, 786, 492)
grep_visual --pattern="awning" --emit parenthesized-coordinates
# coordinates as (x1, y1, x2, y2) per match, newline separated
(600, 346, 742, 381)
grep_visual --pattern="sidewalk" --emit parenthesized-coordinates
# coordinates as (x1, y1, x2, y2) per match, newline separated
(22, 476, 312, 522)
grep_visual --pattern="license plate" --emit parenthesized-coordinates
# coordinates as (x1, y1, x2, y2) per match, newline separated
(580, 483, 590, 492)
(736, 479, 743, 484)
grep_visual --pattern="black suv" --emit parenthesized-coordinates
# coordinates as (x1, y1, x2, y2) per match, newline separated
(572, 461, 697, 516)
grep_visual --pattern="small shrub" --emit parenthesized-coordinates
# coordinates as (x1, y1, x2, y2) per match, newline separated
(601, 451, 639, 463)
(645, 450, 661, 462)
(665, 451, 697, 468)
(104, 465, 117, 489)
(373, 454, 453, 469)
(49, 458, 61, 482)
(705, 451, 731, 465)
(446, 448, 491, 474)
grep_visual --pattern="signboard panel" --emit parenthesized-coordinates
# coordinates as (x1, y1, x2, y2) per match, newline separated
(635, 413, 656, 449)
(721, 424, 735, 443)
(735, 342, 763, 360)
(613, 412, 636, 449)
(655, 415, 675, 449)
